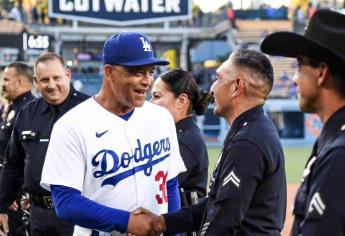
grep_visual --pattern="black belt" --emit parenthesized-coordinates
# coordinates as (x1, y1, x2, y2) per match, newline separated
(31, 195, 54, 209)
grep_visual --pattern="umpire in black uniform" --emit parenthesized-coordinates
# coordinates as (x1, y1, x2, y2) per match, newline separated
(0, 63, 35, 236)
(137, 49, 287, 235)
(0, 53, 89, 236)
(261, 9, 345, 236)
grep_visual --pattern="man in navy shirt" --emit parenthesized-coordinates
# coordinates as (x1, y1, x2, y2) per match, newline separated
(0, 63, 35, 236)
(0, 53, 89, 236)
(136, 49, 287, 235)
(0, 63, 35, 162)
(261, 9, 345, 236)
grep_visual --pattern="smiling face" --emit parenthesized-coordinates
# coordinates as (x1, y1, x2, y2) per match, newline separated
(150, 77, 179, 118)
(106, 65, 154, 111)
(210, 59, 239, 118)
(34, 58, 71, 105)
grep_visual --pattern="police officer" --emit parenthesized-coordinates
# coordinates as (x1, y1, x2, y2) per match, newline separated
(261, 9, 345, 236)
(150, 69, 210, 207)
(0, 63, 35, 162)
(0, 63, 35, 236)
(136, 49, 287, 235)
(0, 53, 89, 236)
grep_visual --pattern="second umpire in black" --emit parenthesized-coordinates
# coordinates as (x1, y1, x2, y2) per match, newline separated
(0, 53, 89, 236)
(261, 9, 345, 236)
(0, 63, 35, 236)
(144, 49, 287, 235)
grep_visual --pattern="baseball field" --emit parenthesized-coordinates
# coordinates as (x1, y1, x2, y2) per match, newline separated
(207, 147, 310, 236)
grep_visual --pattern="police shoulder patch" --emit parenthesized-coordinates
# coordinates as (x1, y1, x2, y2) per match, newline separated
(223, 170, 240, 188)
(307, 192, 326, 219)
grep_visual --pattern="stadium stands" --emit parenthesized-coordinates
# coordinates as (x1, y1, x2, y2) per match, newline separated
(233, 20, 292, 44)
(0, 19, 24, 33)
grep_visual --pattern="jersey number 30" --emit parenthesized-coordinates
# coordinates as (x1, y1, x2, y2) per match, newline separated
(155, 171, 168, 204)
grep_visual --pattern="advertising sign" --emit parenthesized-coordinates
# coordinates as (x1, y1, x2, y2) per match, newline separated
(49, 0, 191, 25)
(23, 33, 50, 50)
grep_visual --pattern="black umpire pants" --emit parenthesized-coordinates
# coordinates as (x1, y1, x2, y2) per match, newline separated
(30, 202, 74, 236)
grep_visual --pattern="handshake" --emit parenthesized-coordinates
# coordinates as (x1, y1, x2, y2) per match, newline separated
(127, 207, 166, 236)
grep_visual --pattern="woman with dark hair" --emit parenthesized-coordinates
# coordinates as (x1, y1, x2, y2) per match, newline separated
(151, 68, 210, 207)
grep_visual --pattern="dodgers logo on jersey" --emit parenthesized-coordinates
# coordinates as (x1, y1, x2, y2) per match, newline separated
(92, 137, 170, 186)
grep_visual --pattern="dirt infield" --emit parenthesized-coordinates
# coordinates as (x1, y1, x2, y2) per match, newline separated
(281, 183, 300, 236)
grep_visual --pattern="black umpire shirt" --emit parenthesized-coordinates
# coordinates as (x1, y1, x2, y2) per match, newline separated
(164, 105, 287, 236)
(292, 106, 345, 236)
(0, 91, 35, 162)
(0, 88, 89, 213)
(176, 117, 209, 205)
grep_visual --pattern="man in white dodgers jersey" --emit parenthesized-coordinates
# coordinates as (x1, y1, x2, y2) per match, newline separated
(40, 32, 186, 236)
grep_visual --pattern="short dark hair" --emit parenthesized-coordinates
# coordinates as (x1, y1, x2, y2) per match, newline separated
(35, 53, 66, 71)
(6, 62, 33, 84)
(230, 49, 274, 90)
(159, 69, 211, 115)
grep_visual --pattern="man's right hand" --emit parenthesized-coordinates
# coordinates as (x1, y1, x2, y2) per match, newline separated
(127, 207, 165, 236)
(0, 213, 9, 236)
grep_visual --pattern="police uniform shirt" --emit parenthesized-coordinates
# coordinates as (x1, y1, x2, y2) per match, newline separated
(0, 91, 35, 161)
(176, 116, 209, 201)
(0, 88, 89, 213)
(164, 105, 287, 236)
(292, 105, 345, 236)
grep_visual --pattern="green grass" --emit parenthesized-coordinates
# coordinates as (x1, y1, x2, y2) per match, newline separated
(283, 147, 310, 183)
(207, 147, 310, 184)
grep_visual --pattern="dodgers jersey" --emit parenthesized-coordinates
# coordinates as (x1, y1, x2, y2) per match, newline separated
(41, 98, 186, 235)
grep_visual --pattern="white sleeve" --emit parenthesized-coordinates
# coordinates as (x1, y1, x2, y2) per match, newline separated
(40, 121, 85, 192)
(166, 114, 186, 181)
